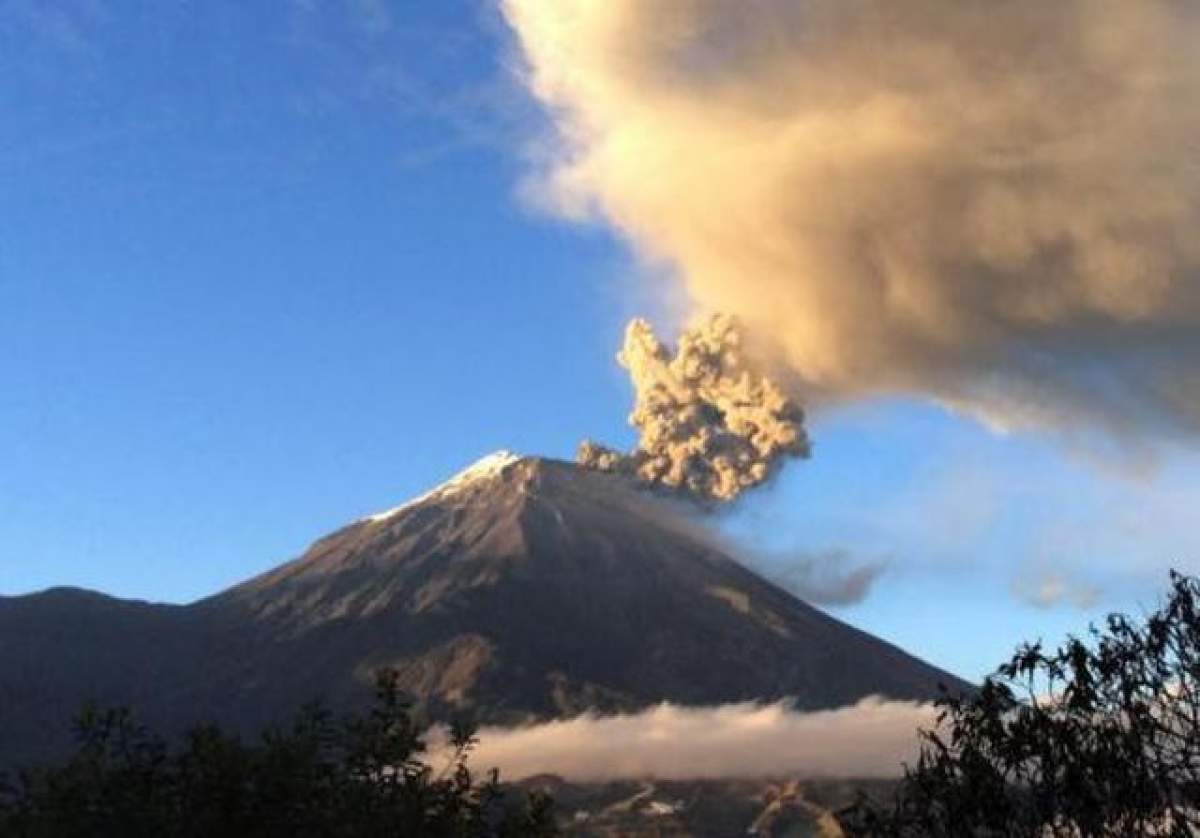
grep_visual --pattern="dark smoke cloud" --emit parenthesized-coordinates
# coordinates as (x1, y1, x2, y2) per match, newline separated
(578, 315, 810, 503)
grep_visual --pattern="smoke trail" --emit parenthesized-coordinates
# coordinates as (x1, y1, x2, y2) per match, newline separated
(757, 549, 888, 607)
(579, 315, 810, 503)
(503, 0, 1200, 440)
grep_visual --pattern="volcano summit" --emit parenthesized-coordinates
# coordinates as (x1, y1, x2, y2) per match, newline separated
(0, 453, 964, 766)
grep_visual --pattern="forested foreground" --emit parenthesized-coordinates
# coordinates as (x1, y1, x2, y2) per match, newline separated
(0, 670, 555, 837)
(841, 572, 1200, 837)
(10, 573, 1200, 837)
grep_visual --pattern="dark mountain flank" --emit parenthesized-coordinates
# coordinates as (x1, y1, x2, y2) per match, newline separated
(1, 453, 966, 766)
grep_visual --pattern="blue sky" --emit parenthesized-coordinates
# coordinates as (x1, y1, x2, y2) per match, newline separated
(4, 0, 1199, 682)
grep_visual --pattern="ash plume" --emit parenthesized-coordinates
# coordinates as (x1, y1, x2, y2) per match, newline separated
(579, 315, 810, 503)
(503, 0, 1200, 440)
(758, 549, 888, 607)
(638, 500, 886, 606)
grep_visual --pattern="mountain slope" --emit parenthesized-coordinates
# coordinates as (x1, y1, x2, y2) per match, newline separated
(0, 453, 966, 766)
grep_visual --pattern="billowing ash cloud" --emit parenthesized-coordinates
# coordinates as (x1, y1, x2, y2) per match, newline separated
(578, 315, 810, 503)
(432, 698, 933, 781)
(502, 0, 1200, 438)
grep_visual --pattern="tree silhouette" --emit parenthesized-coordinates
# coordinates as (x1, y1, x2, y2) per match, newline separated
(842, 571, 1200, 837)
(0, 669, 555, 837)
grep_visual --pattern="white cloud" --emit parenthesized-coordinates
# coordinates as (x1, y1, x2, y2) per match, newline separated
(434, 698, 935, 781)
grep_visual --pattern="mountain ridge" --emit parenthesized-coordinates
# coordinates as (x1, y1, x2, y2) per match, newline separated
(1, 452, 968, 767)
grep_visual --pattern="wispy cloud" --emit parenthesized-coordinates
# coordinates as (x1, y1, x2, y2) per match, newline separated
(628, 498, 886, 607)
(715, 401, 1200, 612)
(0, 0, 103, 60)
(283, 0, 536, 169)
(348, 0, 391, 37)
(758, 550, 889, 607)
(1013, 570, 1101, 610)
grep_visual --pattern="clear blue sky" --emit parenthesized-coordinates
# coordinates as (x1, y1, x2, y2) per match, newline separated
(4, 0, 1199, 683)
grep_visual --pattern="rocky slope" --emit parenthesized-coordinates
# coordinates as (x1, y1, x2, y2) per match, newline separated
(0, 452, 966, 766)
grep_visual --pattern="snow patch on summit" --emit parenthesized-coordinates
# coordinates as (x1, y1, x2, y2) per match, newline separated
(362, 451, 522, 523)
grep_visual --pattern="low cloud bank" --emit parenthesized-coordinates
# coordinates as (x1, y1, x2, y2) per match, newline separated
(436, 698, 935, 781)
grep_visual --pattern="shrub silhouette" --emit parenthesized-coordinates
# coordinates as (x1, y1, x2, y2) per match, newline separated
(841, 571, 1200, 837)
(0, 669, 555, 837)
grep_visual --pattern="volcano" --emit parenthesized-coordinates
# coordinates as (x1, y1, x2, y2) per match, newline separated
(0, 452, 965, 766)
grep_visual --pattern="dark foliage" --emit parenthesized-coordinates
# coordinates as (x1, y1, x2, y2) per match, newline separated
(0, 670, 556, 837)
(841, 571, 1200, 837)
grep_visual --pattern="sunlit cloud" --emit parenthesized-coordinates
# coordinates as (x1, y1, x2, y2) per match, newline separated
(502, 0, 1200, 445)
(436, 698, 935, 781)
